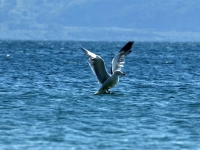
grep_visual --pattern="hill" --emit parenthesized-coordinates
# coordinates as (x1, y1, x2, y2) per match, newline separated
(0, 0, 199, 41)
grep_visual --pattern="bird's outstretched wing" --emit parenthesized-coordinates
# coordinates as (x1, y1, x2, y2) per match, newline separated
(81, 47, 110, 84)
(111, 41, 134, 74)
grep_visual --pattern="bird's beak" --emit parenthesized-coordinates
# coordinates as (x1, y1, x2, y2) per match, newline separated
(122, 72, 126, 76)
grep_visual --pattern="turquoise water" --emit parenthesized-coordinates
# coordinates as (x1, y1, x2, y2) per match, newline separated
(0, 40, 200, 149)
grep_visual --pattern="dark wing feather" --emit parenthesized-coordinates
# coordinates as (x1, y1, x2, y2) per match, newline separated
(111, 41, 134, 74)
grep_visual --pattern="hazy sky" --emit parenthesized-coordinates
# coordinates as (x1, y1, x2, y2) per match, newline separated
(0, 0, 200, 41)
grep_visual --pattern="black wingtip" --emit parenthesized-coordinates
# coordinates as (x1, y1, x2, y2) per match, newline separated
(120, 41, 134, 52)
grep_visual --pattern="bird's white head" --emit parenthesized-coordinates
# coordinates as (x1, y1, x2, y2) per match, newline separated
(114, 70, 126, 76)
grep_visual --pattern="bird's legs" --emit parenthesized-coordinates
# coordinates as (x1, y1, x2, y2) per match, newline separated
(103, 88, 110, 94)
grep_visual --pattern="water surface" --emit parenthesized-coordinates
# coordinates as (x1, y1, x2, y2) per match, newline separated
(0, 41, 200, 149)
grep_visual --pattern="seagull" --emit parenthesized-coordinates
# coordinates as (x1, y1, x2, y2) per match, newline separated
(81, 41, 134, 94)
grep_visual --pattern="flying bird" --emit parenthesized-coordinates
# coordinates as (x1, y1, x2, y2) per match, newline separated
(81, 41, 134, 94)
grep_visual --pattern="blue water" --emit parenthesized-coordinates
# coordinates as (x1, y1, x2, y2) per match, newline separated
(0, 40, 200, 150)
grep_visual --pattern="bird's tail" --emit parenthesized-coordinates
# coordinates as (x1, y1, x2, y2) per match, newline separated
(94, 89, 104, 95)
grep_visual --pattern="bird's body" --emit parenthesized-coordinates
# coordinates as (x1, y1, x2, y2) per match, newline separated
(95, 70, 125, 94)
(81, 41, 134, 94)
